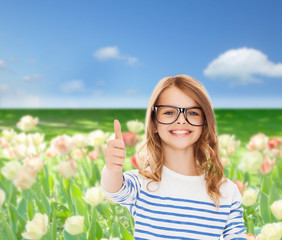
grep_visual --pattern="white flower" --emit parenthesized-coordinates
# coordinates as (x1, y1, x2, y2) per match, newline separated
(94, 144, 107, 158)
(218, 134, 235, 148)
(17, 115, 39, 131)
(218, 134, 240, 157)
(87, 130, 107, 146)
(1, 161, 22, 180)
(220, 157, 230, 167)
(3, 148, 15, 159)
(14, 132, 29, 145)
(240, 151, 263, 173)
(260, 222, 282, 240)
(28, 133, 45, 146)
(22, 213, 48, 240)
(64, 216, 84, 235)
(106, 133, 115, 142)
(242, 188, 259, 206)
(51, 135, 74, 156)
(2, 129, 16, 142)
(0, 189, 5, 207)
(72, 134, 88, 148)
(0, 137, 10, 148)
(24, 155, 44, 173)
(45, 146, 57, 158)
(71, 148, 87, 160)
(271, 200, 282, 220)
(56, 159, 77, 179)
(12, 144, 29, 160)
(84, 186, 104, 207)
(126, 120, 144, 134)
(13, 166, 37, 190)
(247, 133, 268, 151)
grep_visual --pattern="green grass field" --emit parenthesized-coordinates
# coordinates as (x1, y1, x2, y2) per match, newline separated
(0, 109, 281, 239)
(0, 109, 281, 145)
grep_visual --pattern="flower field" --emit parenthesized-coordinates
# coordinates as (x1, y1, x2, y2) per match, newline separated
(0, 109, 281, 240)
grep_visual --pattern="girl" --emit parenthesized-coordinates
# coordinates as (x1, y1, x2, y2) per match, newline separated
(101, 75, 246, 240)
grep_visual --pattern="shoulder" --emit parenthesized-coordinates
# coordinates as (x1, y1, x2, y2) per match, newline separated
(123, 169, 147, 182)
(220, 177, 241, 201)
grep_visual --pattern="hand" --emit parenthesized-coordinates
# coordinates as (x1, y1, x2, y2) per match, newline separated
(105, 119, 126, 173)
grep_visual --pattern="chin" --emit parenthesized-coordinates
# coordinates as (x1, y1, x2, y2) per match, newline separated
(163, 142, 195, 151)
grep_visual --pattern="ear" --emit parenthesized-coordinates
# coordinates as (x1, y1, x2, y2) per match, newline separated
(152, 121, 158, 133)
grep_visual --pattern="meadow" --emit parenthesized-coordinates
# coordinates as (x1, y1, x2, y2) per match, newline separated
(0, 109, 281, 240)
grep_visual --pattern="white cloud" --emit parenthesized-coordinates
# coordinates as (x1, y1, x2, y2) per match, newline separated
(22, 74, 42, 82)
(1, 90, 281, 108)
(211, 96, 282, 108)
(126, 57, 138, 65)
(125, 89, 140, 95)
(0, 60, 6, 69)
(94, 46, 120, 60)
(204, 47, 282, 85)
(0, 89, 41, 108)
(59, 80, 86, 93)
(94, 46, 138, 65)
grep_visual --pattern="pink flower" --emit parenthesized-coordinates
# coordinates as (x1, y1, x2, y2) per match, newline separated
(260, 156, 276, 174)
(267, 137, 281, 149)
(13, 166, 37, 189)
(122, 132, 138, 147)
(24, 155, 44, 173)
(0, 138, 10, 148)
(247, 233, 256, 240)
(57, 158, 77, 179)
(131, 155, 139, 169)
(51, 135, 74, 156)
(233, 180, 248, 195)
(88, 150, 98, 161)
(45, 146, 57, 158)
(247, 133, 268, 151)
(131, 151, 147, 170)
(71, 148, 87, 160)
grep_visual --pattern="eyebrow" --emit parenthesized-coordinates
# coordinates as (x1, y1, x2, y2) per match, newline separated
(156, 104, 201, 108)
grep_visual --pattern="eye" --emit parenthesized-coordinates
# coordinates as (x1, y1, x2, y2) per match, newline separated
(164, 111, 175, 115)
(189, 111, 198, 116)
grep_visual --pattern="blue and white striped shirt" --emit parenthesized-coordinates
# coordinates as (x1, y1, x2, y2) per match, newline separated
(102, 165, 246, 240)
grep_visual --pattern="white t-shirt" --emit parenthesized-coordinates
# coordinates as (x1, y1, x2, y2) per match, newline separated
(102, 165, 247, 240)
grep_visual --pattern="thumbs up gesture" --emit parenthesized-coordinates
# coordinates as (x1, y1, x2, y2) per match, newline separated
(105, 120, 126, 173)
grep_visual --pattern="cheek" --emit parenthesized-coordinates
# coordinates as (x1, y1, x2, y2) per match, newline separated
(195, 128, 203, 140)
(156, 125, 167, 138)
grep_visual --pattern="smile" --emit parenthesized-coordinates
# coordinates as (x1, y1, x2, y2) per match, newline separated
(169, 130, 192, 135)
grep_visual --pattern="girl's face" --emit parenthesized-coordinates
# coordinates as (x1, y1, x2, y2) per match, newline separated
(154, 86, 203, 152)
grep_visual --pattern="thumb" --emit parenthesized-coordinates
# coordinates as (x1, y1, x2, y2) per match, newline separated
(114, 119, 123, 140)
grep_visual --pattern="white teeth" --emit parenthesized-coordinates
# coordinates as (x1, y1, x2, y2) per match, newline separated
(171, 130, 190, 134)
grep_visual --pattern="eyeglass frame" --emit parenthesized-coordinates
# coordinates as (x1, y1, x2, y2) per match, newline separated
(152, 105, 207, 126)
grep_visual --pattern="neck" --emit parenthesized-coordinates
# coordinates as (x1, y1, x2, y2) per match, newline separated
(162, 145, 202, 176)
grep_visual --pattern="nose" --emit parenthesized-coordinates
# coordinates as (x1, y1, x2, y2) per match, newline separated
(176, 112, 187, 124)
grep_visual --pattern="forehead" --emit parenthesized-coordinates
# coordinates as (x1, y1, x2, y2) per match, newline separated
(157, 86, 199, 108)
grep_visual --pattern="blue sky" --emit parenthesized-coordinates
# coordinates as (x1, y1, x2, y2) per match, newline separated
(0, 1, 282, 108)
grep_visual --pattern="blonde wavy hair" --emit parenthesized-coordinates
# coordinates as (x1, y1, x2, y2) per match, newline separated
(138, 74, 226, 208)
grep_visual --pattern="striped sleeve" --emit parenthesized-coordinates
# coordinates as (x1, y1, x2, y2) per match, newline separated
(222, 183, 247, 240)
(101, 170, 141, 216)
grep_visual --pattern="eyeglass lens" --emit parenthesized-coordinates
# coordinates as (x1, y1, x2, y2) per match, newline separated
(156, 106, 205, 125)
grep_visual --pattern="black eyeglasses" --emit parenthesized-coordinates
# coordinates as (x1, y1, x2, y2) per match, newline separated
(152, 105, 206, 126)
